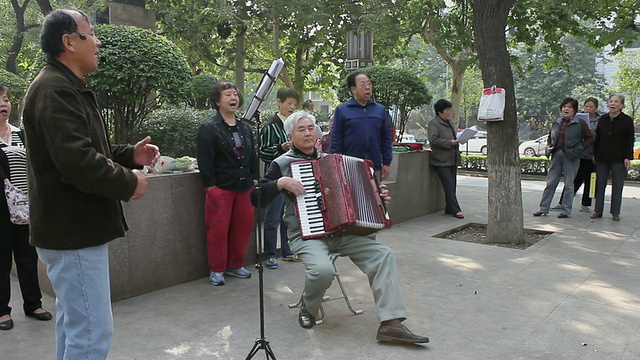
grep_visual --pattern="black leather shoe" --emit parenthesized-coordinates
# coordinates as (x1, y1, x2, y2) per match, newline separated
(298, 301, 315, 329)
(557, 213, 569, 218)
(376, 324, 430, 344)
(0, 318, 13, 330)
(27, 310, 52, 321)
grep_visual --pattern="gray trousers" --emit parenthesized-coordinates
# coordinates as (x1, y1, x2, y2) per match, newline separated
(288, 234, 406, 323)
(538, 151, 580, 215)
(594, 162, 627, 216)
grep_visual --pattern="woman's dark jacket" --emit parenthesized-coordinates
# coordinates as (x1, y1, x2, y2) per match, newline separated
(196, 113, 259, 191)
(593, 112, 634, 163)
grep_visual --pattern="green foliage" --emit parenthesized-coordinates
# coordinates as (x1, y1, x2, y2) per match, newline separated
(337, 66, 432, 136)
(187, 73, 218, 110)
(462, 154, 640, 181)
(139, 106, 214, 158)
(611, 50, 640, 121)
(509, 1, 640, 61)
(1, 0, 108, 75)
(512, 36, 606, 117)
(87, 24, 191, 143)
(0, 69, 29, 100)
(461, 154, 550, 175)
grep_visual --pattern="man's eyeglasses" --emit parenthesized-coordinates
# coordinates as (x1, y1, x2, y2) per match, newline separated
(70, 32, 87, 40)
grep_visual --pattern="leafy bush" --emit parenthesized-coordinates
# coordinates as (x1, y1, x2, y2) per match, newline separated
(461, 154, 550, 175)
(460, 154, 640, 180)
(0, 69, 29, 100)
(140, 107, 214, 158)
(187, 73, 218, 109)
(519, 156, 551, 175)
(461, 154, 489, 172)
(87, 24, 192, 144)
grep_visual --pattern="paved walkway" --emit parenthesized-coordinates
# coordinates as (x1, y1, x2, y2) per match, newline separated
(4, 176, 640, 359)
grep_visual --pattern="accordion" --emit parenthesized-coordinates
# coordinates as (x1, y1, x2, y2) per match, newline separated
(290, 154, 392, 239)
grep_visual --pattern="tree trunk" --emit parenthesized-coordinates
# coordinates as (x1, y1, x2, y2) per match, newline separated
(271, 17, 295, 90)
(293, 46, 305, 97)
(450, 63, 465, 129)
(34, 0, 52, 14)
(473, 0, 524, 244)
(6, 0, 29, 74)
(234, 26, 246, 98)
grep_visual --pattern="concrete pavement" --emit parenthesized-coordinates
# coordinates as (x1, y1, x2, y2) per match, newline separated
(4, 176, 640, 359)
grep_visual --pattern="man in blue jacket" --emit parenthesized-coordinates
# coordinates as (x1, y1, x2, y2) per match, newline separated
(330, 71, 393, 180)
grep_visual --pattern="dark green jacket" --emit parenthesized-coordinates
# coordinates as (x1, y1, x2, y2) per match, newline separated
(22, 60, 138, 250)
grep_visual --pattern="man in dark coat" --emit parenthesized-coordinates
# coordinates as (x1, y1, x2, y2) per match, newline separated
(22, 9, 159, 359)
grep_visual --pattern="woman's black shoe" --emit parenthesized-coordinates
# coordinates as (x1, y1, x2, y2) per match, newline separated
(27, 310, 52, 321)
(0, 318, 13, 330)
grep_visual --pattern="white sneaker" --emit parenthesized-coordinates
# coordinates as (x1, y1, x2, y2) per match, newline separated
(579, 205, 590, 212)
(550, 205, 563, 211)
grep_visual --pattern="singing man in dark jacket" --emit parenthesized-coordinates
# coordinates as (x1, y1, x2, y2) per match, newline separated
(330, 71, 393, 180)
(22, 10, 159, 359)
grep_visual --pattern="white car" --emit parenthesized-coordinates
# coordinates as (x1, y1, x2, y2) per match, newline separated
(459, 131, 488, 155)
(519, 136, 548, 157)
(398, 133, 416, 143)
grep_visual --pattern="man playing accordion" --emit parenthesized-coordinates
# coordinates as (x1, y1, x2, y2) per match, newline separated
(250, 111, 429, 344)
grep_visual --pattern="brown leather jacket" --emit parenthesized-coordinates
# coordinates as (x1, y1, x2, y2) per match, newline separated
(22, 60, 138, 250)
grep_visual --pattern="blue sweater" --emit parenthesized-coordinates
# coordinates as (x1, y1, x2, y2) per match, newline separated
(330, 98, 392, 170)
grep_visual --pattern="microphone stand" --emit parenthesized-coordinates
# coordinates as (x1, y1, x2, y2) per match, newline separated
(245, 112, 276, 360)
(245, 60, 284, 360)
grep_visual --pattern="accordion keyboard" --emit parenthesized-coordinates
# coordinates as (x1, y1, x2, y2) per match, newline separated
(290, 162, 325, 237)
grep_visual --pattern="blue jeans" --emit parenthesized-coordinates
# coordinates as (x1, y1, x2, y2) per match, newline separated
(263, 194, 291, 258)
(37, 244, 113, 360)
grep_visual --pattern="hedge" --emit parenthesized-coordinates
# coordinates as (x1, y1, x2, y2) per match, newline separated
(139, 106, 214, 158)
(460, 154, 640, 181)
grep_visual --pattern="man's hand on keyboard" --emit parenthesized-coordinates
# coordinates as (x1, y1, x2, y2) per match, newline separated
(277, 177, 306, 196)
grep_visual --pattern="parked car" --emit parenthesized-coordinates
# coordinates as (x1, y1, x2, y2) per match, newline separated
(519, 136, 548, 157)
(398, 133, 417, 144)
(396, 132, 424, 150)
(460, 131, 488, 155)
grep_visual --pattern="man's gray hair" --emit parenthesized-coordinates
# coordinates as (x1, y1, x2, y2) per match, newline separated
(284, 111, 316, 135)
(609, 93, 625, 105)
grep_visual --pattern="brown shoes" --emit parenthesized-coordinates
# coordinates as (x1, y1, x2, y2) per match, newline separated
(590, 212, 603, 219)
(612, 215, 620, 221)
(376, 323, 430, 344)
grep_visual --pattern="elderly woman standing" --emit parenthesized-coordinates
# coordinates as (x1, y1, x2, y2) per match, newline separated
(196, 81, 259, 286)
(428, 99, 464, 219)
(591, 94, 635, 221)
(533, 98, 592, 218)
(0, 84, 52, 330)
